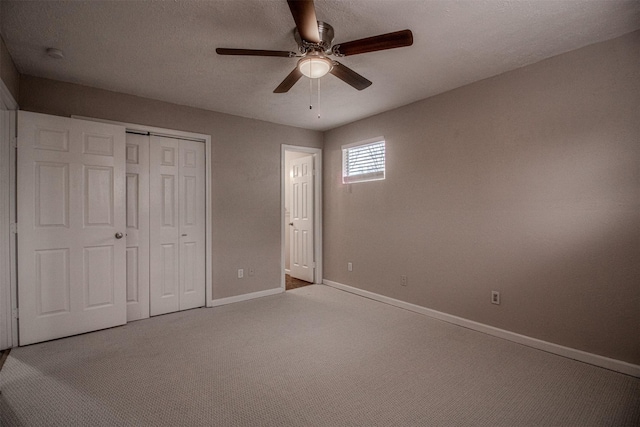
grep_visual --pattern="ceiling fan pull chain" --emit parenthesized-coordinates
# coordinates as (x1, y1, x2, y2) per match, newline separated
(309, 74, 313, 110)
(317, 77, 321, 119)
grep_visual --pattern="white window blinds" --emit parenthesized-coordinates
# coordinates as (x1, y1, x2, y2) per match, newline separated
(342, 138, 385, 184)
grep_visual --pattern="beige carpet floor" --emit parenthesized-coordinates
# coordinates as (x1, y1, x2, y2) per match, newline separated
(1, 284, 638, 426)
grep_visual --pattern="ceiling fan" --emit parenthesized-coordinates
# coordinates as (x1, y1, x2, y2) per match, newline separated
(216, 0, 413, 93)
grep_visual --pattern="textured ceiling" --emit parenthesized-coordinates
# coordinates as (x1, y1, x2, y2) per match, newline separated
(1, 0, 639, 131)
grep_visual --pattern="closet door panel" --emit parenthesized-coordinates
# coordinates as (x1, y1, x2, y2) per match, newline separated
(125, 133, 149, 321)
(150, 136, 205, 316)
(178, 140, 205, 310)
(150, 136, 180, 316)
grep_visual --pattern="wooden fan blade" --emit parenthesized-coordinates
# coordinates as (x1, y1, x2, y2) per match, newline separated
(287, 0, 321, 43)
(330, 62, 372, 90)
(216, 48, 296, 57)
(333, 29, 413, 56)
(274, 67, 303, 93)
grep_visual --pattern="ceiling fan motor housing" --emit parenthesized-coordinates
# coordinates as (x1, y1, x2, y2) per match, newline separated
(294, 21, 335, 53)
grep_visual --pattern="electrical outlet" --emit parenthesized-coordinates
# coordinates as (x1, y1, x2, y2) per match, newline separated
(347, 262, 353, 272)
(248, 267, 254, 277)
(491, 291, 500, 305)
(238, 269, 244, 279)
(401, 275, 408, 286)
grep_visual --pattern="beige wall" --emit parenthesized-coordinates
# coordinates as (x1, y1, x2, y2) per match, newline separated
(0, 34, 19, 102)
(19, 75, 323, 300)
(323, 31, 640, 365)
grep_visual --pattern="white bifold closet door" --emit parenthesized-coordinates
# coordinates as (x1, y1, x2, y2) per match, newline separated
(17, 111, 127, 345)
(125, 133, 150, 321)
(149, 135, 206, 316)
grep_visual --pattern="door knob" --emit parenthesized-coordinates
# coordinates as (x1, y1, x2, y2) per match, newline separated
(115, 232, 124, 239)
(289, 222, 294, 226)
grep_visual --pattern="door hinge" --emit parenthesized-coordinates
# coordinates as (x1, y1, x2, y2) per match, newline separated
(12, 309, 18, 319)
(10, 223, 17, 234)
(12, 137, 18, 150)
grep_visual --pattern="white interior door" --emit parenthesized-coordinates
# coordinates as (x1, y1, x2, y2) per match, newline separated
(149, 135, 205, 316)
(125, 133, 150, 321)
(17, 111, 127, 345)
(289, 155, 314, 283)
(177, 139, 206, 311)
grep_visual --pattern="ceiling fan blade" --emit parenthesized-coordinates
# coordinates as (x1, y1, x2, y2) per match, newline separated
(333, 29, 413, 56)
(287, 0, 321, 43)
(216, 48, 296, 57)
(274, 67, 303, 93)
(330, 62, 372, 91)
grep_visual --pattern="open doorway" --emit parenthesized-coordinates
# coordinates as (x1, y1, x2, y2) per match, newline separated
(281, 145, 322, 291)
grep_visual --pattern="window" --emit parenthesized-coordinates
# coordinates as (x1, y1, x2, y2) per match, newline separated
(342, 137, 385, 184)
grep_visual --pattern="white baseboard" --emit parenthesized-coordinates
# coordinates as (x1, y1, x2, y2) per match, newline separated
(323, 279, 640, 378)
(210, 287, 284, 307)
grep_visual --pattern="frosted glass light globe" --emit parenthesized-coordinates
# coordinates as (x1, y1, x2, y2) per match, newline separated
(298, 56, 332, 78)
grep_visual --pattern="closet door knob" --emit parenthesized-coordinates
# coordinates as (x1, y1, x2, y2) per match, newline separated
(115, 232, 124, 239)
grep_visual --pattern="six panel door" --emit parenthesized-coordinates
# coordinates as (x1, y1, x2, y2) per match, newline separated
(125, 133, 150, 321)
(149, 135, 205, 316)
(290, 155, 314, 283)
(17, 111, 127, 345)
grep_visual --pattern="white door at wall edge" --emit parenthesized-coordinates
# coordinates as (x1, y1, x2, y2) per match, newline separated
(149, 135, 206, 316)
(17, 111, 127, 345)
(290, 155, 314, 283)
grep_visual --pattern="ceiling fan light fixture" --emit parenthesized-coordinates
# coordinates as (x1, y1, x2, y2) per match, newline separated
(298, 55, 333, 79)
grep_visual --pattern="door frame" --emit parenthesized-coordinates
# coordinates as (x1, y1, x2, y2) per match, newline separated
(74, 117, 214, 308)
(0, 79, 18, 349)
(281, 145, 322, 289)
